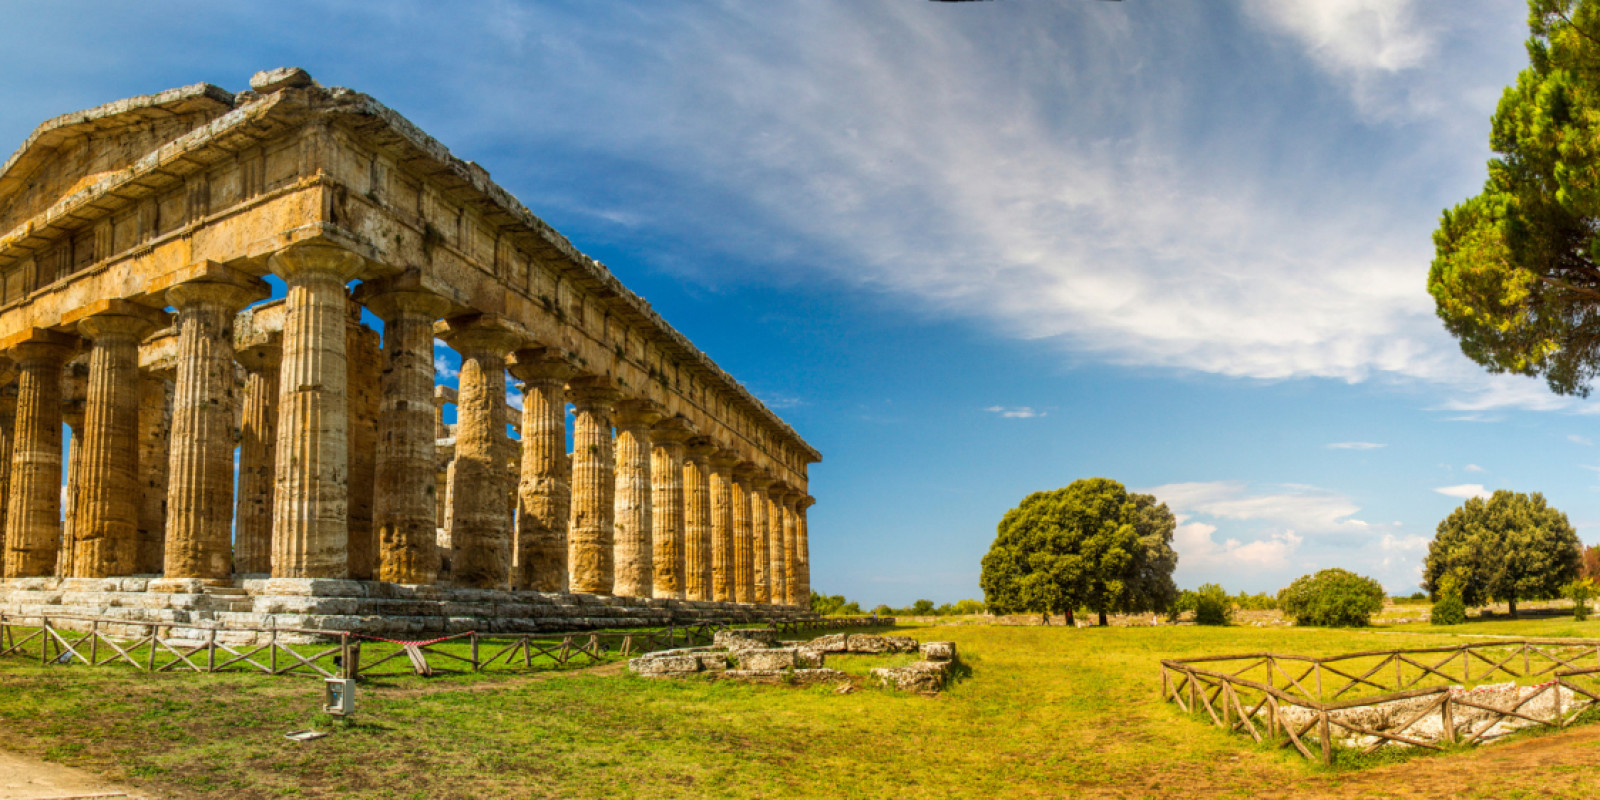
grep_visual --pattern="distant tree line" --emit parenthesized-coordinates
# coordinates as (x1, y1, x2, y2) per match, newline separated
(810, 592, 987, 618)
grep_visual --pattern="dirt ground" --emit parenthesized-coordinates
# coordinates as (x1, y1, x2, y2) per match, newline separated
(0, 747, 148, 800)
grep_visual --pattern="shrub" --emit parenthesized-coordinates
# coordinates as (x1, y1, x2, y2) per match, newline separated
(1192, 583, 1233, 626)
(1565, 578, 1596, 621)
(1278, 568, 1385, 627)
(1431, 575, 1467, 625)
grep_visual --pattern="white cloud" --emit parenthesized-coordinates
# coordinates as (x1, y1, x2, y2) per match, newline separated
(1327, 441, 1385, 450)
(433, 355, 459, 381)
(1434, 483, 1490, 500)
(1463, 463, 1485, 473)
(1174, 520, 1302, 570)
(984, 406, 1044, 419)
(1571, 434, 1594, 447)
(1149, 481, 1370, 535)
(1240, 0, 1434, 75)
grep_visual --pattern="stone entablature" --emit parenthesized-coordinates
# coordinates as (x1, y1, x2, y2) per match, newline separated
(0, 69, 818, 621)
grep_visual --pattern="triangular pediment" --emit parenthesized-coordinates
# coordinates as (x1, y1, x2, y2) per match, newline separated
(0, 83, 235, 234)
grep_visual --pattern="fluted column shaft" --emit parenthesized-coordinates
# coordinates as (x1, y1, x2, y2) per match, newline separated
(369, 293, 450, 585)
(731, 469, 754, 603)
(510, 353, 574, 592)
(345, 316, 382, 580)
(709, 451, 738, 603)
(136, 375, 172, 573)
(650, 424, 690, 599)
(682, 442, 714, 601)
(75, 314, 160, 577)
(797, 497, 814, 604)
(439, 323, 519, 589)
(270, 249, 361, 579)
(165, 281, 260, 580)
(749, 480, 771, 605)
(782, 498, 801, 606)
(0, 384, 16, 564)
(767, 491, 787, 605)
(233, 357, 279, 574)
(59, 412, 83, 577)
(569, 383, 619, 595)
(612, 403, 659, 598)
(3, 341, 71, 578)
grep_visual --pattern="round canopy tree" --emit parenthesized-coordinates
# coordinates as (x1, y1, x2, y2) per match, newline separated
(1430, 1, 1600, 395)
(1423, 490, 1581, 617)
(979, 478, 1178, 626)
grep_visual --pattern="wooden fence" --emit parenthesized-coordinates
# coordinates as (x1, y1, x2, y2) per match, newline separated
(0, 612, 870, 681)
(1161, 640, 1600, 764)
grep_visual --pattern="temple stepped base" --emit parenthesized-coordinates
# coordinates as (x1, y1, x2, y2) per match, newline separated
(0, 577, 810, 643)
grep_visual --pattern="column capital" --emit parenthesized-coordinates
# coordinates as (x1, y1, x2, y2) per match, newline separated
(684, 436, 718, 463)
(745, 471, 774, 492)
(235, 331, 283, 375)
(797, 495, 816, 510)
(1, 328, 79, 363)
(568, 375, 622, 409)
(66, 300, 170, 342)
(0, 357, 16, 388)
(268, 243, 368, 282)
(708, 448, 741, 471)
(651, 415, 696, 445)
(613, 399, 664, 430)
(507, 347, 579, 384)
(359, 287, 454, 322)
(167, 275, 268, 313)
(434, 384, 458, 408)
(435, 313, 526, 356)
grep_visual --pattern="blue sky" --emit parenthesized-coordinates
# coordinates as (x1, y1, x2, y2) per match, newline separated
(6, 1, 1593, 605)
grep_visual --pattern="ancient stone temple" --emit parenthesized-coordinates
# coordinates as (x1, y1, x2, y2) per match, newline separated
(0, 69, 819, 636)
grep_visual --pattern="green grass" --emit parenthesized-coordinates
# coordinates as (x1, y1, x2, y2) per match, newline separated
(6, 620, 1600, 798)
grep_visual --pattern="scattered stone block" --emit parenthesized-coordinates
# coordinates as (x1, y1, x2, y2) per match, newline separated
(922, 641, 957, 662)
(872, 661, 950, 693)
(809, 633, 849, 652)
(739, 648, 799, 671)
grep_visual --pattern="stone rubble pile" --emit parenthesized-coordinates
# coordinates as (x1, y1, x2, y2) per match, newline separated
(629, 629, 961, 692)
(1268, 681, 1592, 748)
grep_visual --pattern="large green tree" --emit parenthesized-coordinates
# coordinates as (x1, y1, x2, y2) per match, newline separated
(1429, 1, 1600, 394)
(1423, 489, 1581, 617)
(979, 478, 1178, 626)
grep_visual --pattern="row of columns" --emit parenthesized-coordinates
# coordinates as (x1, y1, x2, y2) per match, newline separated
(0, 246, 813, 607)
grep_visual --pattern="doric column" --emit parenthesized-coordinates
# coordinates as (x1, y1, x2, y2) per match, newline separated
(708, 449, 738, 603)
(611, 400, 661, 598)
(782, 494, 801, 606)
(233, 334, 280, 575)
(59, 403, 84, 577)
(436, 315, 522, 589)
(798, 495, 815, 603)
(346, 311, 382, 580)
(650, 417, 693, 599)
(433, 384, 455, 531)
(682, 438, 715, 601)
(2, 332, 74, 578)
(0, 379, 17, 562)
(731, 464, 755, 603)
(363, 287, 452, 585)
(567, 378, 619, 595)
(135, 372, 172, 574)
(72, 304, 166, 578)
(507, 349, 575, 592)
(164, 274, 267, 580)
(269, 246, 364, 579)
(764, 486, 784, 604)
(748, 474, 772, 605)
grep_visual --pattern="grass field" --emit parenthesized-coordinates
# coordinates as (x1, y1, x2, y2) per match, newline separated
(7, 619, 1600, 798)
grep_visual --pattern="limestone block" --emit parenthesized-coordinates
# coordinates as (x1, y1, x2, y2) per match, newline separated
(922, 641, 958, 662)
(630, 655, 703, 676)
(884, 636, 921, 653)
(250, 67, 314, 92)
(738, 648, 799, 671)
(808, 633, 849, 653)
(871, 661, 949, 693)
(724, 668, 849, 685)
(797, 648, 825, 668)
(846, 635, 891, 654)
(714, 629, 777, 650)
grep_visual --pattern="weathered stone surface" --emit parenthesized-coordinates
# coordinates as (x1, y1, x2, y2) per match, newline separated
(507, 349, 575, 593)
(249, 67, 314, 92)
(649, 418, 691, 599)
(748, 476, 771, 604)
(437, 316, 522, 590)
(568, 379, 618, 595)
(724, 668, 849, 685)
(767, 489, 787, 606)
(922, 641, 958, 662)
(682, 439, 715, 602)
(630, 654, 703, 676)
(708, 450, 738, 603)
(714, 628, 778, 650)
(611, 401, 660, 598)
(232, 314, 280, 576)
(739, 647, 799, 671)
(809, 633, 849, 653)
(871, 661, 949, 693)
(134, 373, 170, 574)
(345, 313, 382, 580)
(2, 334, 72, 578)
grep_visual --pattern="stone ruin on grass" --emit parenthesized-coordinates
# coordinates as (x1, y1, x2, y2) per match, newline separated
(1276, 681, 1590, 749)
(628, 629, 964, 693)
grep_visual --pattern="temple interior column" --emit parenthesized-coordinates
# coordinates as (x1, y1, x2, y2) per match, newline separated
(649, 418, 692, 600)
(364, 287, 452, 585)
(233, 336, 281, 575)
(345, 309, 382, 580)
(507, 349, 574, 592)
(767, 487, 787, 607)
(708, 449, 738, 603)
(748, 475, 771, 605)
(58, 402, 84, 577)
(135, 372, 172, 574)
(269, 246, 364, 580)
(73, 306, 165, 578)
(567, 378, 619, 595)
(2, 334, 74, 578)
(164, 275, 266, 581)
(731, 464, 754, 603)
(682, 438, 714, 602)
(436, 316, 521, 589)
(433, 385, 454, 532)
(612, 400, 660, 599)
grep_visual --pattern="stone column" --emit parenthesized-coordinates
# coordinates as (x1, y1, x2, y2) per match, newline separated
(649, 418, 693, 599)
(611, 400, 660, 598)
(567, 378, 619, 595)
(364, 288, 451, 585)
(345, 312, 382, 580)
(164, 276, 266, 581)
(433, 385, 454, 531)
(58, 404, 84, 577)
(436, 316, 521, 589)
(73, 307, 165, 578)
(0, 379, 17, 562)
(769, 487, 792, 606)
(269, 246, 364, 579)
(731, 464, 755, 603)
(782, 494, 801, 607)
(2, 334, 74, 578)
(135, 373, 172, 574)
(507, 349, 574, 592)
(233, 337, 280, 575)
(682, 438, 715, 602)
(708, 449, 739, 603)
(748, 475, 772, 605)
(798, 495, 815, 604)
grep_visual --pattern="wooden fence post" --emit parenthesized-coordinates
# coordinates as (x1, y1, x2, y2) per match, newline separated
(1441, 694, 1455, 744)
(146, 624, 156, 672)
(1319, 712, 1332, 765)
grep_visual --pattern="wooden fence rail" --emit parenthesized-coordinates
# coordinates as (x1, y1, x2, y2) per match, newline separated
(1160, 640, 1600, 764)
(0, 612, 875, 681)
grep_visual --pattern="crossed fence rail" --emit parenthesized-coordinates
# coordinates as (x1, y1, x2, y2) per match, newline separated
(1161, 640, 1600, 764)
(0, 612, 871, 681)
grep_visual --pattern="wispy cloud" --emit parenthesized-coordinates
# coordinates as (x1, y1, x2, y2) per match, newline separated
(1327, 441, 1385, 450)
(984, 406, 1044, 419)
(1434, 483, 1490, 500)
(1571, 434, 1594, 447)
(1463, 463, 1485, 473)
